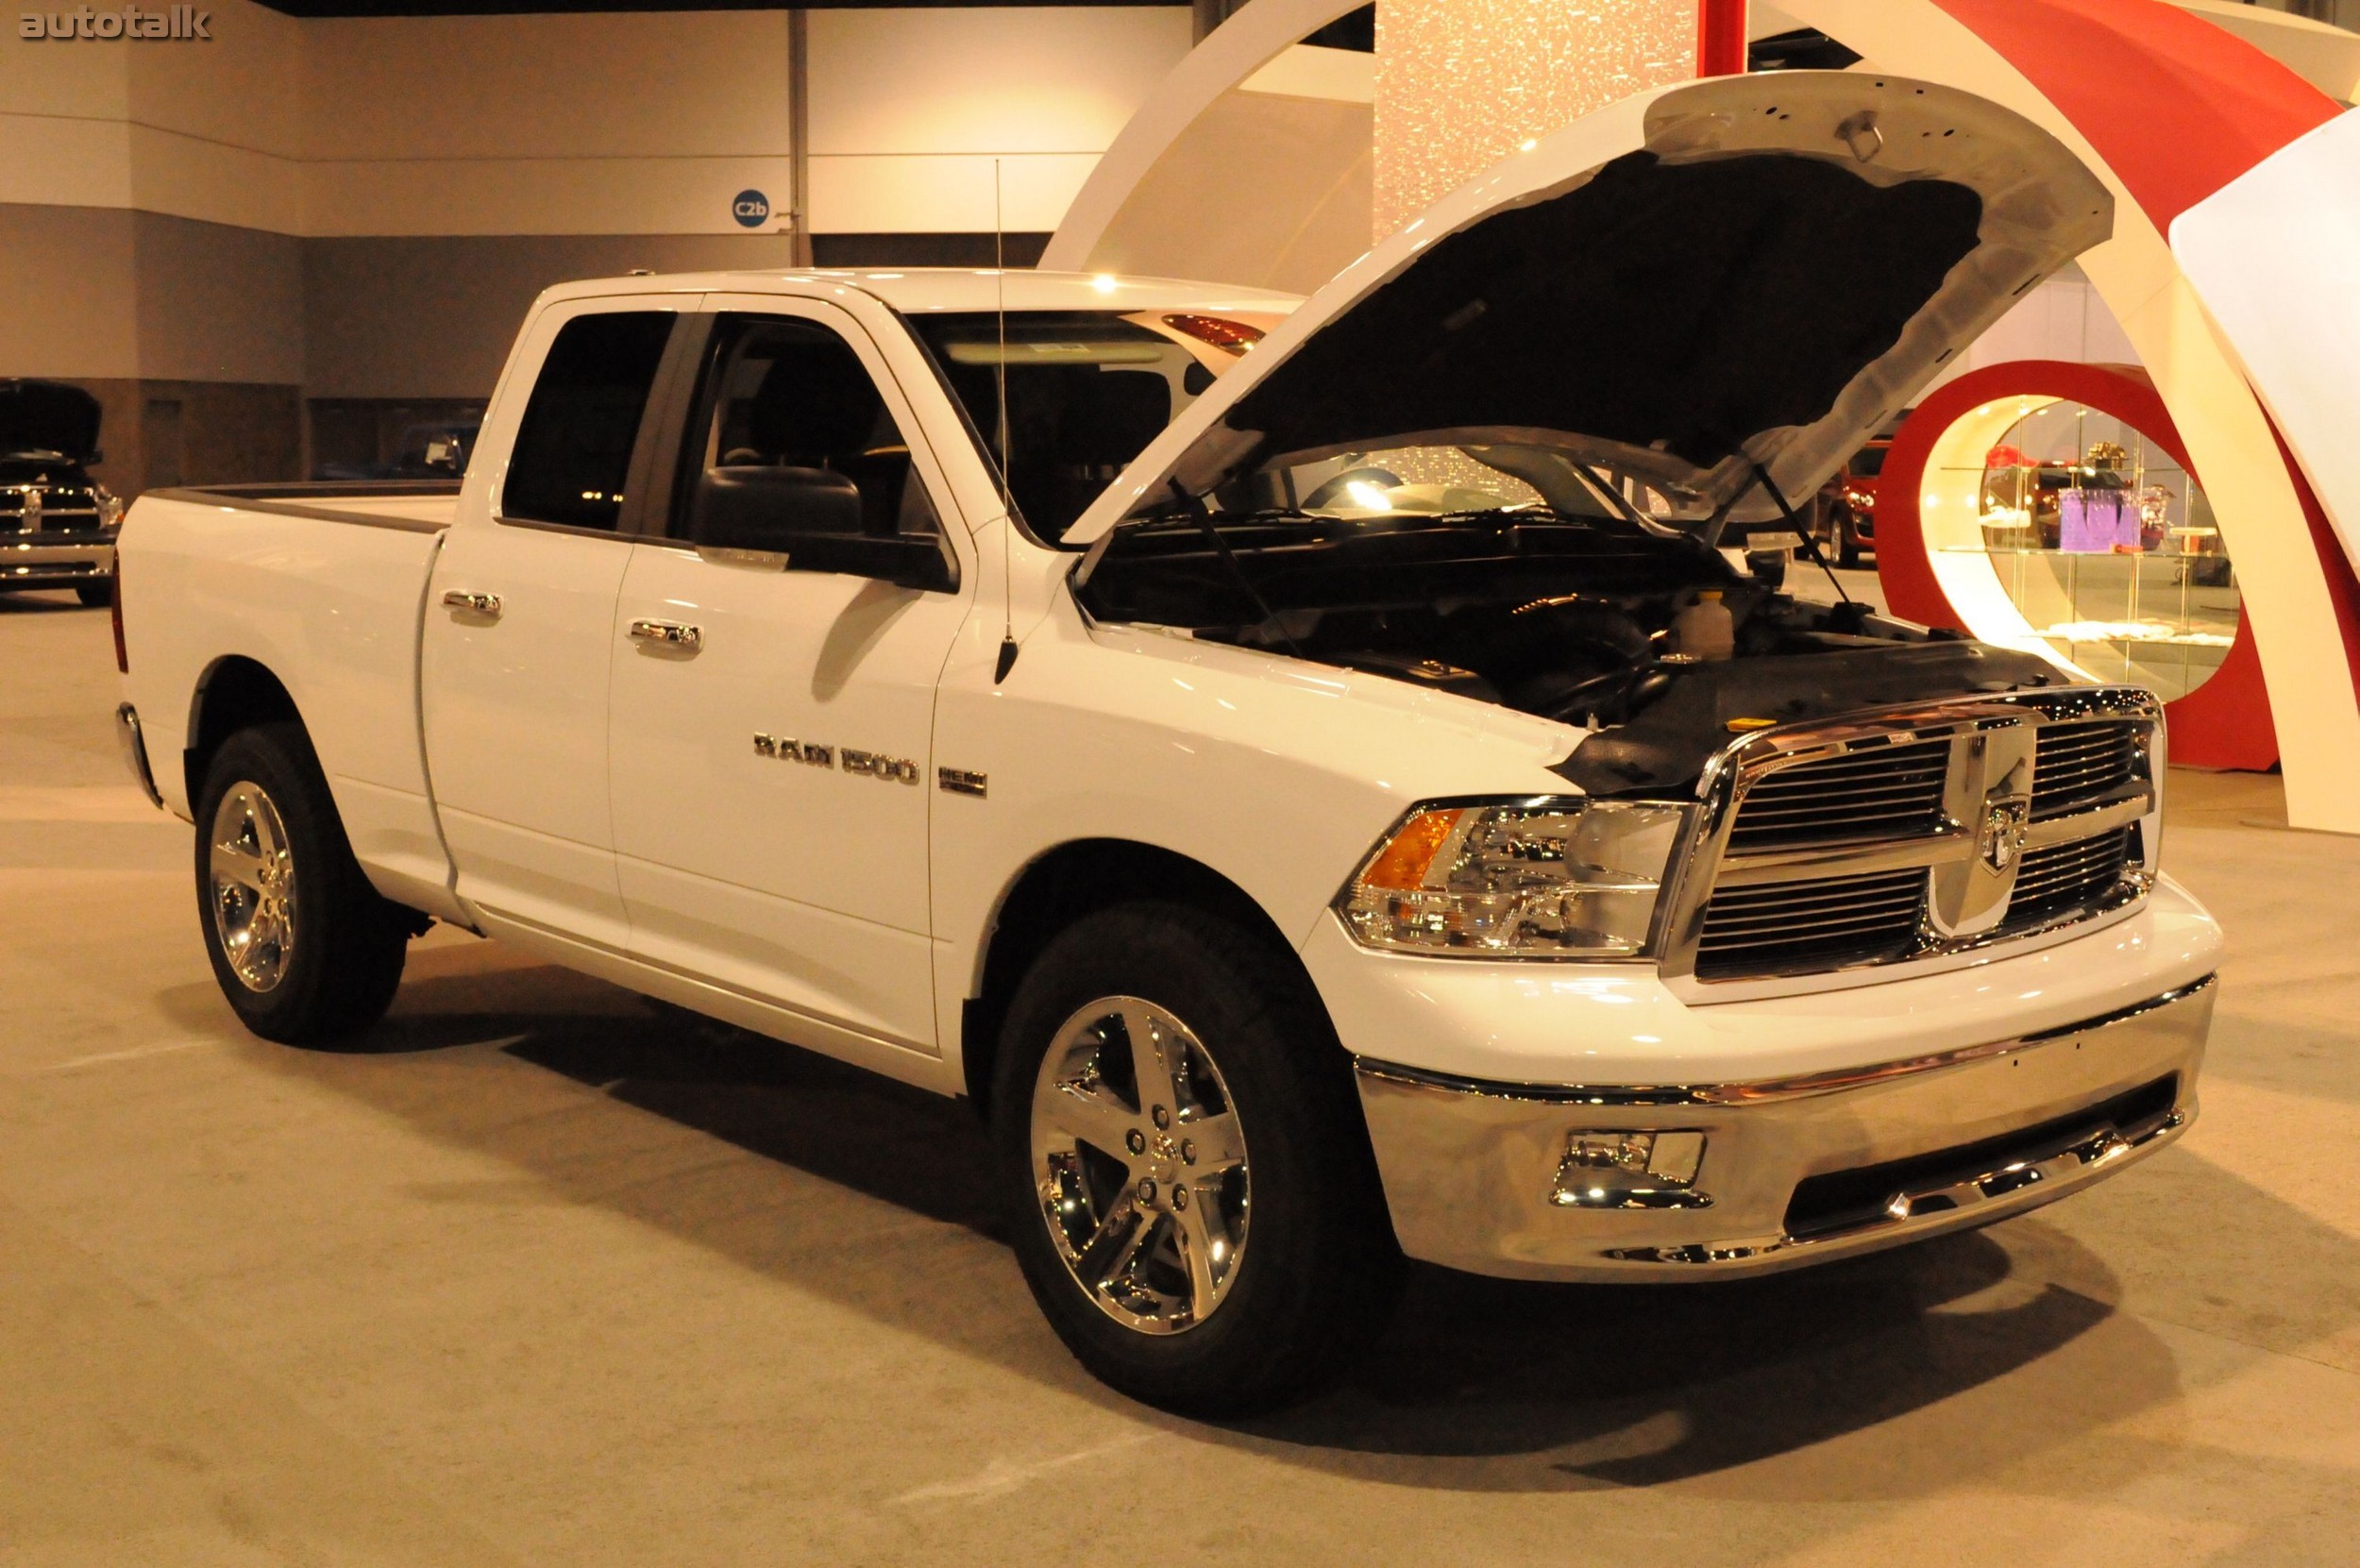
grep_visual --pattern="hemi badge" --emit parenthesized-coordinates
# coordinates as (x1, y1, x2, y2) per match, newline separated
(938, 767, 988, 798)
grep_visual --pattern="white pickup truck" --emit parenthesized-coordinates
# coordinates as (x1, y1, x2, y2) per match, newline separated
(115, 74, 2220, 1412)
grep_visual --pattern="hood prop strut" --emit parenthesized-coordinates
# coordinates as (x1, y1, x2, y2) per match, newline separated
(1743, 457, 1863, 623)
(1168, 480, 1306, 662)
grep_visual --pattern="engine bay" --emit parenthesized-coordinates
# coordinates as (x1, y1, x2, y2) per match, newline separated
(1075, 509, 2068, 794)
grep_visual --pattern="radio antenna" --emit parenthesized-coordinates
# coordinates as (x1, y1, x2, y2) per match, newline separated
(993, 158, 1020, 683)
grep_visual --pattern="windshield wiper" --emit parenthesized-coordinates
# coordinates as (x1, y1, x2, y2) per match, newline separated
(1560, 464, 1691, 541)
(1165, 481, 1306, 660)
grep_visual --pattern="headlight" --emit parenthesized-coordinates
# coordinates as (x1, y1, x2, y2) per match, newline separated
(1338, 798, 1685, 959)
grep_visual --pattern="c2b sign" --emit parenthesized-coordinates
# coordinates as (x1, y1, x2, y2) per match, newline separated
(732, 191, 770, 228)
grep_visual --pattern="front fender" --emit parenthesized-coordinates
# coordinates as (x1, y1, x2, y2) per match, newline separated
(927, 592, 1581, 1066)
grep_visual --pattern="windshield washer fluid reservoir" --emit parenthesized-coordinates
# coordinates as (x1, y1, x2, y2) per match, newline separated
(1674, 590, 1735, 661)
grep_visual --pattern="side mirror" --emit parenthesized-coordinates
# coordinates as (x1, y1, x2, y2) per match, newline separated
(690, 465, 953, 592)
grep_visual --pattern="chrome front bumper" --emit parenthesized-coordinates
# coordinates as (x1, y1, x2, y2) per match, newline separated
(1354, 976, 2213, 1281)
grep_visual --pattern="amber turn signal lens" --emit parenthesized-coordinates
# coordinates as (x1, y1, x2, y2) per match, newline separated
(1340, 800, 1682, 958)
(1359, 808, 1463, 890)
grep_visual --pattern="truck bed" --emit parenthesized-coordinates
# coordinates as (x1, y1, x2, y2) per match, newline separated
(118, 481, 463, 919)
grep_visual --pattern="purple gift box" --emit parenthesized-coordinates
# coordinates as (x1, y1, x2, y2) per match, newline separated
(2060, 488, 2137, 552)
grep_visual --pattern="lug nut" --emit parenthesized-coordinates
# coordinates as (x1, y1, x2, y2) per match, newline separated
(1171, 1186, 1189, 1211)
(1137, 1177, 1158, 1205)
(1125, 1129, 1146, 1155)
(1152, 1104, 1171, 1130)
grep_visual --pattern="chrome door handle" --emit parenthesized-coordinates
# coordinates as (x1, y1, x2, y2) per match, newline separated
(628, 618, 702, 650)
(441, 590, 501, 616)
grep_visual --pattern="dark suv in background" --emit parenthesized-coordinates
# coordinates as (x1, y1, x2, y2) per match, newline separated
(1, 380, 123, 607)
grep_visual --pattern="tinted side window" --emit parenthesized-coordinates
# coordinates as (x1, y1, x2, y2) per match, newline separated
(502, 312, 676, 531)
(676, 314, 937, 540)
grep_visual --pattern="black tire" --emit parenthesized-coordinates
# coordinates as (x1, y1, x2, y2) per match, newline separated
(75, 580, 112, 609)
(991, 902, 1399, 1414)
(194, 722, 410, 1046)
(1835, 514, 1864, 569)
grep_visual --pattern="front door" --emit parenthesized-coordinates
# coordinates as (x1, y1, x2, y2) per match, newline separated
(423, 302, 684, 947)
(606, 303, 973, 1054)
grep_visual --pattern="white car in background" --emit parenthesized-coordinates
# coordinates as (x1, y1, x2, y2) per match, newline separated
(113, 73, 2217, 1412)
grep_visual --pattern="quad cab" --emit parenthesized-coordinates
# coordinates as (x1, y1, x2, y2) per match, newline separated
(116, 74, 2224, 1412)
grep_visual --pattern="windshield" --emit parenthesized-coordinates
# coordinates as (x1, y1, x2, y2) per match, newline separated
(1850, 444, 1888, 478)
(1075, 436, 1709, 644)
(1211, 441, 1687, 528)
(910, 311, 1220, 543)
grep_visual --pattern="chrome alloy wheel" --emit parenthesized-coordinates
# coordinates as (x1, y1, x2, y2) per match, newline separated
(208, 780, 297, 992)
(1029, 996, 1250, 1335)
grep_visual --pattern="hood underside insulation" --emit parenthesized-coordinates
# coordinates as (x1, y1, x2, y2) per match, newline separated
(1226, 151, 1984, 476)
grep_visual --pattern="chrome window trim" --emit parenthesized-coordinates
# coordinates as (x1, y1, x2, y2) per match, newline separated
(1650, 686, 2162, 1002)
(491, 513, 638, 543)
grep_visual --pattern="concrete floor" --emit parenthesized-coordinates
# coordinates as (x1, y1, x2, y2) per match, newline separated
(3, 589, 2354, 1567)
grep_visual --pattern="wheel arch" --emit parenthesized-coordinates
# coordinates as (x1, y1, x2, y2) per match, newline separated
(183, 654, 305, 809)
(959, 836, 1334, 1112)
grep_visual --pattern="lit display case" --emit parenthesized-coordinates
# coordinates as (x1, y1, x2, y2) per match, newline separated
(1939, 400, 2239, 703)
(1874, 361, 2274, 770)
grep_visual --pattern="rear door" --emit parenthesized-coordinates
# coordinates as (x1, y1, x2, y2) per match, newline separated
(605, 299, 973, 1056)
(423, 300, 689, 946)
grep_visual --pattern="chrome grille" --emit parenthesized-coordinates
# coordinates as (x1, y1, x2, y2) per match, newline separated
(1661, 690, 2160, 993)
(1722, 737, 1950, 852)
(2030, 720, 2137, 819)
(1999, 827, 2134, 932)
(1695, 867, 1926, 981)
(1, 485, 100, 532)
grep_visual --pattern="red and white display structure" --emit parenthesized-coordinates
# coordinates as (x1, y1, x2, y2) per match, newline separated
(1877, 360, 2277, 770)
(1049, 0, 2360, 831)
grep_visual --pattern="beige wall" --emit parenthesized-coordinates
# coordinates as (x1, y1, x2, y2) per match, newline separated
(0, 204, 140, 379)
(811, 7, 1191, 232)
(0, 205, 299, 383)
(0, 2, 1191, 476)
(133, 211, 305, 385)
(299, 8, 799, 238)
(0, 1, 306, 229)
(0, 3, 1189, 239)
(304, 231, 798, 400)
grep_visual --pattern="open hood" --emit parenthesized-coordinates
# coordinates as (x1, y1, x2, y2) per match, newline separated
(0, 379, 102, 464)
(1065, 72, 2111, 545)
